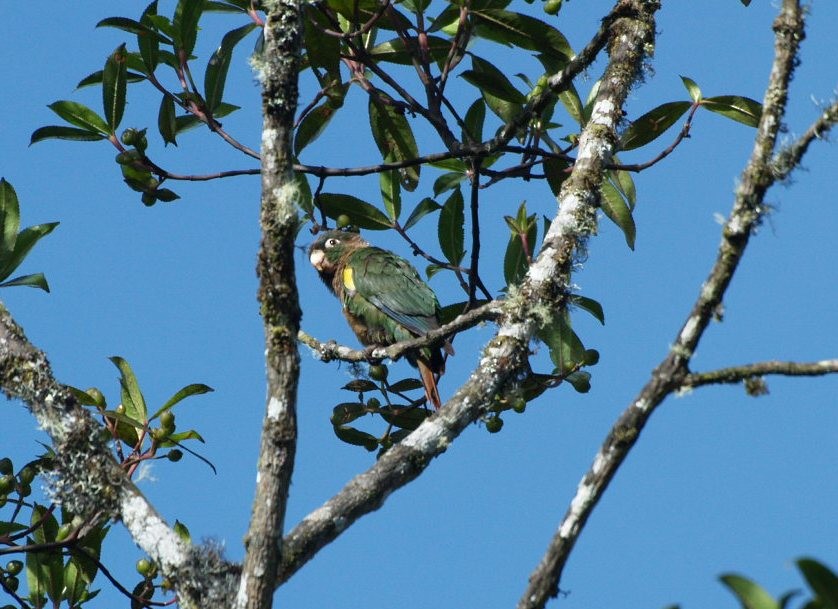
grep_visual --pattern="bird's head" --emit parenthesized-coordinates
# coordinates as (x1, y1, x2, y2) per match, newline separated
(308, 229, 368, 278)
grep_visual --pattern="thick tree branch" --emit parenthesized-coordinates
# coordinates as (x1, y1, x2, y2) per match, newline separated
(681, 359, 838, 389)
(517, 3, 806, 608)
(276, 0, 656, 590)
(238, 1, 304, 609)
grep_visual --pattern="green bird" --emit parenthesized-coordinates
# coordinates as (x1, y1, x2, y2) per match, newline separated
(309, 229, 452, 410)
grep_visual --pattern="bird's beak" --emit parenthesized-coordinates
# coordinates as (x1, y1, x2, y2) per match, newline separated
(309, 248, 325, 271)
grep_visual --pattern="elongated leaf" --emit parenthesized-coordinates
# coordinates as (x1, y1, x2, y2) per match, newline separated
(613, 166, 637, 210)
(103, 44, 128, 131)
(152, 383, 214, 420)
(433, 171, 465, 197)
(331, 402, 368, 426)
(471, 56, 522, 123)
(294, 103, 337, 155)
(471, 9, 572, 63)
(504, 219, 537, 287)
(380, 406, 430, 431)
(368, 96, 420, 191)
(158, 96, 178, 146)
(461, 68, 527, 104)
(205, 23, 256, 112)
(342, 380, 378, 393)
(110, 356, 148, 423)
(367, 36, 451, 65)
(556, 82, 584, 125)
(206, 0, 249, 12)
(680, 75, 702, 102)
(600, 181, 636, 250)
(380, 167, 401, 221)
(0, 223, 59, 283)
(438, 188, 465, 265)
(720, 574, 780, 609)
(387, 378, 424, 392)
(333, 425, 378, 451)
(538, 310, 585, 374)
(174, 0, 206, 54)
(47, 101, 111, 136)
(620, 101, 691, 151)
(0, 273, 50, 292)
(28, 506, 64, 604)
(797, 558, 838, 609)
(303, 5, 341, 76)
(0, 178, 21, 256)
(77, 69, 146, 89)
(403, 197, 441, 231)
(96, 17, 171, 44)
(571, 295, 605, 325)
(462, 98, 486, 143)
(30, 126, 107, 144)
(318, 193, 392, 230)
(702, 95, 762, 127)
(139, 1, 161, 72)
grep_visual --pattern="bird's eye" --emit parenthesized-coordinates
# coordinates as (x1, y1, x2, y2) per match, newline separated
(325, 238, 339, 248)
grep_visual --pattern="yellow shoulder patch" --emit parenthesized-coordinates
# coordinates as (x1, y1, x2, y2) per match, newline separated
(342, 266, 356, 292)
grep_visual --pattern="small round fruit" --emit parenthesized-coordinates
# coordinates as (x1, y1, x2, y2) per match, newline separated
(368, 364, 388, 381)
(120, 128, 139, 146)
(18, 466, 35, 485)
(512, 396, 527, 413)
(5, 560, 23, 576)
(167, 449, 183, 462)
(543, 0, 562, 15)
(160, 411, 175, 430)
(18, 483, 31, 498)
(0, 458, 13, 475)
(56, 523, 73, 542)
(136, 558, 153, 577)
(366, 397, 381, 410)
(4, 576, 19, 593)
(141, 193, 156, 207)
(0, 475, 14, 494)
(485, 417, 504, 433)
(336, 214, 351, 228)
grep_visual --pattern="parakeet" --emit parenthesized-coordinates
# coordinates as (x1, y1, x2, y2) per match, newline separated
(309, 229, 451, 409)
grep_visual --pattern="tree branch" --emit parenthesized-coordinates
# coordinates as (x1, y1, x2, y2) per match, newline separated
(773, 98, 838, 181)
(517, 3, 806, 608)
(237, 1, 304, 609)
(681, 359, 838, 389)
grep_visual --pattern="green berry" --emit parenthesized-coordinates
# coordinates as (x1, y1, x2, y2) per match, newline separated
(160, 411, 175, 431)
(0, 475, 14, 494)
(5, 560, 23, 576)
(366, 397, 381, 410)
(583, 349, 600, 366)
(18, 466, 35, 485)
(141, 193, 156, 207)
(485, 417, 504, 433)
(120, 128, 139, 146)
(543, 0, 562, 15)
(18, 483, 31, 497)
(167, 449, 183, 462)
(4, 576, 19, 592)
(336, 214, 351, 228)
(0, 458, 12, 475)
(512, 396, 527, 413)
(368, 364, 388, 381)
(136, 558, 153, 577)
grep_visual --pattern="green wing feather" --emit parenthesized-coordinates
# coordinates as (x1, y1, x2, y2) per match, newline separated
(347, 247, 439, 337)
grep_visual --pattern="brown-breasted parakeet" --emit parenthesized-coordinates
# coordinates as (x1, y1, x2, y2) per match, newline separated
(309, 229, 451, 409)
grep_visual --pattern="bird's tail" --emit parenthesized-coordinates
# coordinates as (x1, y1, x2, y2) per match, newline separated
(417, 359, 442, 410)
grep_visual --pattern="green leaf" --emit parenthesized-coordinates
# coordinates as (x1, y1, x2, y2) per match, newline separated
(0, 222, 59, 283)
(333, 425, 379, 451)
(109, 356, 148, 424)
(367, 36, 451, 65)
(680, 75, 702, 102)
(462, 99, 486, 143)
(28, 506, 64, 605)
(206, 0, 249, 12)
(0, 178, 21, 256)
(0, 273, 50, 292)
(174, 0, 206, 55)
(600, 181, 636, 250)
(293, 173, 313, 215)
(433, 171, 466, 197)
(702, 95, 762, 128)
(139, 1, 161, 72)
(797, 558, 838, 609)
(318, 193, 392, 230)
(380, 406, 431, 431)
(30, 126, 107, 144)
(174, 520, 191, 543)
(342, 379, 378, 393)
(205, 23, 257, 112)
(387, 378, 424, 392)
(556, 81, 584, 125)
(303, 5, 341, 76)
(403, 197, 441, 231)
(294, 103, 337, 156)
(47, 101, 111, 136)
(77, 69, 146, 89)
(612, 166, 637, 210)
(543, 156, 571, 196)
(438, 188, 465, 265)
(461, 68, 527, 104)
(96, 16, 172, 44)
(471, 9, 572, 63)
(571, 295, 605, 325)
(565, 370, 591, 393)
(165, 429, 205, 443)
(151, 383, 214, 420)
(331, 402, 368, 426)
(720, 574, 780, 609)
(504, 213, 537, 287)
(538, 310, 584, 374)
(368, 96, 420, 191)
(158, 96, 178, 146)
(620, 101, 691, 151)
(380, 167, 401, 222)
(471, 56, 523, 124)
(103, 44, 128, 131)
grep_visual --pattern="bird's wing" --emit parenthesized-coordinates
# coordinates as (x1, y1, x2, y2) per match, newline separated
(347, 247, 439, 336)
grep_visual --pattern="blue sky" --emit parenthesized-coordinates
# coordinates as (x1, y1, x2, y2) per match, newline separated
(2, 2, 837, 608)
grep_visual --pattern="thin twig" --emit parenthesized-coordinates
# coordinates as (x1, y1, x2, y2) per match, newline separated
(681, 359, 838, 389)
